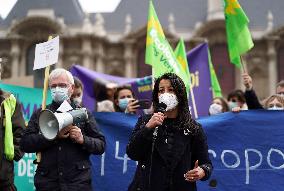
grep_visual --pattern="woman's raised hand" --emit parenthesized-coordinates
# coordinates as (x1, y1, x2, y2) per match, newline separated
(145, 112, 165, 129)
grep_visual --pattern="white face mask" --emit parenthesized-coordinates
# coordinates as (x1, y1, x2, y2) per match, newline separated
(209, 103, 223, 115)
(51, 87, 69, 104)
(158, 93, 178, 111)
(73, 95, 82, 106)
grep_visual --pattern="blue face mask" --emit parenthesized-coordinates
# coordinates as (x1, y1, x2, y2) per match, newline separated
(228, 101, 238, 110)
(118, 98, 130, 111)
(267, 106, 284, 110)
(51, 87, 69, 104)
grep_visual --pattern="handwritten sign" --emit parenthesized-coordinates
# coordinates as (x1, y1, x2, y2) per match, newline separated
(33, 36, 59, 70)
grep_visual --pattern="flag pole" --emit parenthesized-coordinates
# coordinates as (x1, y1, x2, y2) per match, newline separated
(189, 84, 198, 118)
(240, 56, 247, 73)
(36, 35, 53, 163)
(152, 68, 155, 88)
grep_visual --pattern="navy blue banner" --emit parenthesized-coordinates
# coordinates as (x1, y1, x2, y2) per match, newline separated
(91, 113, 137, 191)
(91, 111, 284, 191)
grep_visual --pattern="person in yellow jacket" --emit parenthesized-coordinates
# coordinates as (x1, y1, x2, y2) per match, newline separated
(0, 88, 25, 191)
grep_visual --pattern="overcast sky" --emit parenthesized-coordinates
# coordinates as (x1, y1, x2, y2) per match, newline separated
(0, 0, 121, 19)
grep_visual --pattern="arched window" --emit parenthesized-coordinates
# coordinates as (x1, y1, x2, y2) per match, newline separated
(26, 43, 37, 76)
(210, 43, 235, 95)
(137, 46, 151, 77)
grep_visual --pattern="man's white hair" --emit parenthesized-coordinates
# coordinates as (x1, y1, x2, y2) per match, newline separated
(49, 68, 74, 85)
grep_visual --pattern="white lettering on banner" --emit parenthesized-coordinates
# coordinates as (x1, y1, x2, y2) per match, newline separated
(221, 150, 240, 168)
(96, 142, 284, 186)
(101, 153, 105, 176)
(208, 149, 217, 158)
(245, 149, 263, 184)
(149, 29, 179, 72)
(267, 148, 284, 169)
(18, 160, 26, 177)
(115, 141, 131, 174)
(17, 153, 36, 177)
(27, 160, 34, 177)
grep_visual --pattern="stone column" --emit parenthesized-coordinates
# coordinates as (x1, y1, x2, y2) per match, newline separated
(95, 42, 104, 73)
(19, 44, 26, 76)
(267, 36, 278, 94)
(94, 13, 106, 37)
(124, 40, 135, 77)
(82, 37, 92, 69)
(57, 40, 64, 68)
(168, 13, 176, 34)
(124, 14, 132, 35)
(10, 39, 20, 77)
(207, 0, 224, 21)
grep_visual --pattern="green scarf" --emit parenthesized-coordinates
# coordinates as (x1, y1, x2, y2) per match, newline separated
(3, 94, 16, 161)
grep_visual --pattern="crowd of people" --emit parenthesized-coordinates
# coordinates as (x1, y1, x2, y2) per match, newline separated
(0, 67, 283, 191)
(208, 73, 284, 115)
(87, 71, 284, 117)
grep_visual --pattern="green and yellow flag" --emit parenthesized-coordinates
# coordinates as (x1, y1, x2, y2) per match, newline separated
(174, 38, 190, 85)
(224, 0, 254, 68)
(174, 38, 198, 118)
(145, 1, 188, 90)
(208, 49, 222, 97)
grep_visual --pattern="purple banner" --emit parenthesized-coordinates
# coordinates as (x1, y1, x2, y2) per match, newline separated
(70, 65, 152, 112)
(187, 43, 213, 117)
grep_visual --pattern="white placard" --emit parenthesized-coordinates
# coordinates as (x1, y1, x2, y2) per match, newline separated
(57, 100, 73, 113)
(33, 36, 59, 70)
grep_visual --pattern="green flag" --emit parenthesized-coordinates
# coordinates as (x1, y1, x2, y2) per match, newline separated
(174, 38, 198, 118)
(174, 38, 190, 84)
(145, 1, 188, 90)
(208, 49, 222, 97)
(224, 0, 254, 68)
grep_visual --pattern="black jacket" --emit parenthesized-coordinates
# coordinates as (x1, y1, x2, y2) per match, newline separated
(126, 115, 212, 191)
(20, 101, 106, 191)
(244, 89, 264, 109)
(0, 90, 25, 189)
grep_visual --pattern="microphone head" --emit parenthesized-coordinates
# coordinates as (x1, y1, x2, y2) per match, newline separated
(156, 102, 167, 113)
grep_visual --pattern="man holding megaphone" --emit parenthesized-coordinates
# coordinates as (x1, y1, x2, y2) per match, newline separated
(20, 68, 106, 191)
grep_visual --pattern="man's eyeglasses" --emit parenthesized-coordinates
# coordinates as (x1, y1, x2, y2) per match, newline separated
(50, 83, 70, 89)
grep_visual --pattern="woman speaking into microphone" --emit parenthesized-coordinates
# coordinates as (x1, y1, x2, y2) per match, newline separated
(126, 73, 212, 191)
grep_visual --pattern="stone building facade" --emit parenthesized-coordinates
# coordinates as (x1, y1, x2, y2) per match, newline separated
(0, 0, 283, 99)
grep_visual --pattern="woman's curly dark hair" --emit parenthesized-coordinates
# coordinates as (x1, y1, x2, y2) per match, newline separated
(152, 73, 199, 133)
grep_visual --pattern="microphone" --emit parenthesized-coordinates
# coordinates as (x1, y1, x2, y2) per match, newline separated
(156, 102, 167, 113)
(149, 102, 167, 188)
(153, 102, 167, 137)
